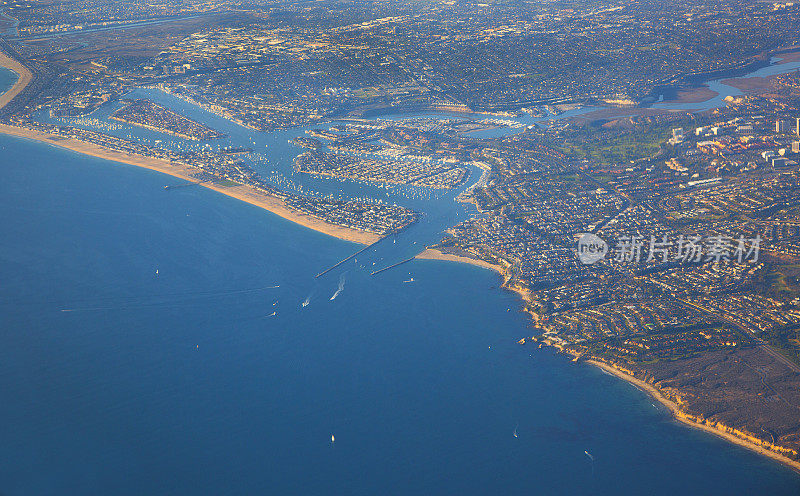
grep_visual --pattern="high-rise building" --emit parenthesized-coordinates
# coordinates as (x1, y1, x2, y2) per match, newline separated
(793, 141, 800, 154)
(776, 119, 788, 134)
(669, 127, 685, 145)
(796, 117, 800, 136)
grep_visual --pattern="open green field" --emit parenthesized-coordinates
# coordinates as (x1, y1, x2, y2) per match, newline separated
(557, 119, 693, 166)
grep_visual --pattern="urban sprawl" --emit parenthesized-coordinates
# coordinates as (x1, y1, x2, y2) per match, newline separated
(2, 0, 800, 468)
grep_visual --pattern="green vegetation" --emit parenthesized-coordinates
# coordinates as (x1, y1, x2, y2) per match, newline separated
(763, 264, 800, 298)
(559, 133, 663, 165)
(214, 179, 240, 187)
(557, 119, 693, 167)
(762, 326, 800, 366)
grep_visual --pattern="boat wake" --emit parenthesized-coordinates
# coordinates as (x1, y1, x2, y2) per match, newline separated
(330, 274, 346, 300)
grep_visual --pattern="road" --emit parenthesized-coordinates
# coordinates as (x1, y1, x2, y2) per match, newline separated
(675, 296, 800, 374)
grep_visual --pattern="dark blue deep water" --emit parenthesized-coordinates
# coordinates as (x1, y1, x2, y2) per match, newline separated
(1, 133, 799, 495)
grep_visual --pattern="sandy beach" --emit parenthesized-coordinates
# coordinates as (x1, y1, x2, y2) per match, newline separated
(417, 246, 800, 473)
(0, 123, 380, 245)
(415, 248, 502, 273)
(0, 53, 376, 245)
(588, 359, 800, 474)
(0, 48, 32, 110)
(3, 39, 799, 474)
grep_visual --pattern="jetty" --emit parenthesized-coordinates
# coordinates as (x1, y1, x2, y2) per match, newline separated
(164, 179, 209, 190)
(370, 255, 415, 276)
(315, 234, 389, 278)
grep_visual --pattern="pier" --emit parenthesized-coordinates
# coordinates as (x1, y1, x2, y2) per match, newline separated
(370, 256, 415, 276)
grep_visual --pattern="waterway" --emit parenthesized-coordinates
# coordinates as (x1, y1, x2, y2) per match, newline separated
(2, 132, 799, 494)
(0, 65, 18, 97)
(653, 55, 800, 111)
(1, 53, 800, 494)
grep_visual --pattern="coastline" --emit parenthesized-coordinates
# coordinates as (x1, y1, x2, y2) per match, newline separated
(2, 38, 799, 475)
(0, 123, 380, 245)
(415, 247, 503, 273)
(109, 115, 210, 142)
(0, 48, 32, 110)
(588, 359, 800, 474)
(418, 246, 800, 474)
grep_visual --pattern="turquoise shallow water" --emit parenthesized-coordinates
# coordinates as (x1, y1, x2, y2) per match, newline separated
(0, 133, 799, 495)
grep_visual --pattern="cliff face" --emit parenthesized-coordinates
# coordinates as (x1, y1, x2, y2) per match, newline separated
(675, 411, 799, 460)
(621, 347, 800, 462)
(438, 242, 800, 464)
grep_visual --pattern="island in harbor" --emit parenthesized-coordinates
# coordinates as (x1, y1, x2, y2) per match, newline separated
(110, 98, 226, 141)
(2, 0, 800, 485)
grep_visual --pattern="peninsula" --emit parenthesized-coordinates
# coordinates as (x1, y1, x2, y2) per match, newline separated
(2, 0, 800, 479)
(0, 121, 387, 245)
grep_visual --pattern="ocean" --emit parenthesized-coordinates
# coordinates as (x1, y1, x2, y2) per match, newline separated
(1, 132, 799, 495)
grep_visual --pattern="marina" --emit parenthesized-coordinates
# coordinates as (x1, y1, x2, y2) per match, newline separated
(2, 23, 800, 493)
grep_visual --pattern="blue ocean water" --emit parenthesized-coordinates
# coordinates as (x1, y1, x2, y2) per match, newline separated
(1, 132, 799, 495)
(0, 66, 18, 96)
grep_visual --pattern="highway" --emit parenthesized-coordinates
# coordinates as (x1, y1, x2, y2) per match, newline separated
(675, 296, 800, 375)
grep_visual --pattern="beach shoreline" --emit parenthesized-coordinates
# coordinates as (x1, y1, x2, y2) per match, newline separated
(0, 48, 32, 110)
(588, 359, 800, 474)
(415, 247, 503, 273)
(418, 247, 800, 473)
(0, 123, 379, 245)
(3, 39, 799, 474)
